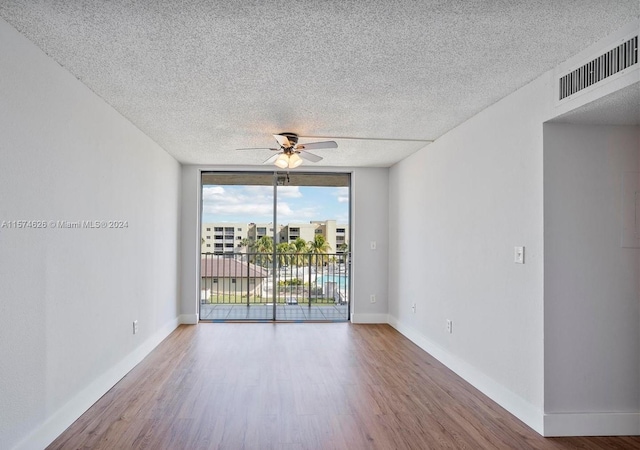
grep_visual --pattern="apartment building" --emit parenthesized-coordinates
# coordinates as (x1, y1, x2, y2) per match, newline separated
(201, 222, 248, 253)
(202, 220, 349, 254)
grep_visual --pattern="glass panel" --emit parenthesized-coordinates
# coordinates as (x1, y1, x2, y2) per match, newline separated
(200, 172, 275, 321)
(199, 171, 350, 322)
(274, 172, 350, 321)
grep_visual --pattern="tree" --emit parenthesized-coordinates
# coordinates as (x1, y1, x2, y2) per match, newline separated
(291, 237, 308, 253)
(239, 238, 251, 253)
(337, 242, 349, 263)
(291, 237, 308, 267)
(307, 234, 331, 265)
(253, 235, 273, 266)
(276, 242, 293, 267)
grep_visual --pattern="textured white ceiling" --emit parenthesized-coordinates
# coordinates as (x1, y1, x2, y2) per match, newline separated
(0, 1, 638, 166)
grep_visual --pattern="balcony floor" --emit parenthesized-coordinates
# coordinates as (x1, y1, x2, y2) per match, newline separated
(199, 303, 349, 321)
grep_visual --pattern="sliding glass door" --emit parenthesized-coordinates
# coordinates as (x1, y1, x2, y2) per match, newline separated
(199, 171, 350, 322)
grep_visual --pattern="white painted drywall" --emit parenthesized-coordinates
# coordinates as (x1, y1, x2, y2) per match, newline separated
(544, 124, 640, 414)
(388, 73, 550, 432)
(179, 166, 389, 323)
(388, 21, 640, 436)
(0, 18, 181, 449)
(351, 168, 389, 323)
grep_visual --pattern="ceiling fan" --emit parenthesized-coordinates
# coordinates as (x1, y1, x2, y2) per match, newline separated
(237, 132, 338, 169)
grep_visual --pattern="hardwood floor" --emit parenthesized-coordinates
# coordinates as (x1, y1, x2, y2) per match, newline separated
(49, 324, 640, 449)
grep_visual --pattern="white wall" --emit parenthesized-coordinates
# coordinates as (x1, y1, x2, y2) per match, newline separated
(0, 18, 181, 449)
(543, 123, 640, 435)
(351, 168, 389, 323)
(179, 166, 389, 323)
(388, 30, 640, 437)
(388, 74, 550, 433)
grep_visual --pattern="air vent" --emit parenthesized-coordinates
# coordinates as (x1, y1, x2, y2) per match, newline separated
(559, 36, 638, 100)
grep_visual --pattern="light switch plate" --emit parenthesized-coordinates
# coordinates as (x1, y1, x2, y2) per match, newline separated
(514, 246, 525, 264)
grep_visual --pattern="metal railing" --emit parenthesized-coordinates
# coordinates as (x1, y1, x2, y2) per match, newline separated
(200, 252, 350, 306)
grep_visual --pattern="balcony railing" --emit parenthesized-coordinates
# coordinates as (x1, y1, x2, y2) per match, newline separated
(200, 252, 350, 306)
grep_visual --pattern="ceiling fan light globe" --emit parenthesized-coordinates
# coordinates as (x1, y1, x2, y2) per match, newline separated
(274, 154, 289, 169)
(288, 153, 303, 168)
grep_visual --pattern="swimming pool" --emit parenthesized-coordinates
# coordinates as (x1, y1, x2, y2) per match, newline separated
(316, 274, 349, 289)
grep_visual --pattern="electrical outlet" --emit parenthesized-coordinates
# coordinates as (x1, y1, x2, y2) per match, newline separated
(370, 294, 376, 303)
(133, 320, 138, 335)
(446, 319, 452, 334)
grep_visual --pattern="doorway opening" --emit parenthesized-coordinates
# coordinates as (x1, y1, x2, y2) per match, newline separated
(199, 171, 351, 321)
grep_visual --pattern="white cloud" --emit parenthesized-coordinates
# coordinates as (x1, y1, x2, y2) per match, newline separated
(202, 185, 272, 220)
(202, 184, 341, 223)
(243, 186, 273, 197)
(334, 186, 349, 203)
(202, 185, 225, 200)
(277, 204, 319, 219)
(278, 186, 303, 198)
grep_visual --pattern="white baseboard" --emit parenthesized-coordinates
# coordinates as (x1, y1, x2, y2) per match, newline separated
(351, 313, 389, 324)
(13, 316, 180, 450)
(544, 412, 640, 436)
(179, 313, 199, 324)
(387, 315, 544, 435)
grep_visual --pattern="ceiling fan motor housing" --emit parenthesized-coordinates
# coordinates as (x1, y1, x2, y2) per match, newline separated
(280, 132, 298, 148)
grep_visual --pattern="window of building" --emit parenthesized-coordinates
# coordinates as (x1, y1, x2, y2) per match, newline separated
(257, 227, 266, 234)
(236, 236, 242, 240)
(225, 243, 234, 248)
(214, 227, 223, 232)
(231, 278, 236, 284)
(315, 229, 322, 234)
(206, 227, 211, 231)
(237, 227, 242, 231)
(215, 243, 223, 248)
(212, 278, 218, 283)
(336, 228, 345, 233)
(206, 244, 211, 248)
(206, 235, 211, 239)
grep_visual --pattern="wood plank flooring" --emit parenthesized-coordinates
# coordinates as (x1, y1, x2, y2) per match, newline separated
(48, 324, 640, 449)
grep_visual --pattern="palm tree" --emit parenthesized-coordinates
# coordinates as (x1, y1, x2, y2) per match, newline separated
(337, 242, 349, 264)
(276, 242, 293, 267)
(253, 235, 273, 266)
(239, 238, 251, 253)
(291, 237, 308, 267)
(291, 237, 308, 253)
(307, 234, 331, 265)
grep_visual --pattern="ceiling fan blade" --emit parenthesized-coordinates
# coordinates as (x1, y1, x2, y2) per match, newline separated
(294, 141, 338, 150)
(273, 134, 292, 148)
(262, 153, 281, 164)
(237, 147, 279, 152)
(297, 151, 323, 163)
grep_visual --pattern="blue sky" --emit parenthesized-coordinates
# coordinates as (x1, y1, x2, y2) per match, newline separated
(202, 185, 349, 224)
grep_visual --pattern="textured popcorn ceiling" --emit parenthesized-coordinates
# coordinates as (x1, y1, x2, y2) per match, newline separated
(0, 1, 638, 166)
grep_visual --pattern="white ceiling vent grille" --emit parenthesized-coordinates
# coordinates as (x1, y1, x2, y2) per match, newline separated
(559, 36, 638, 100)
